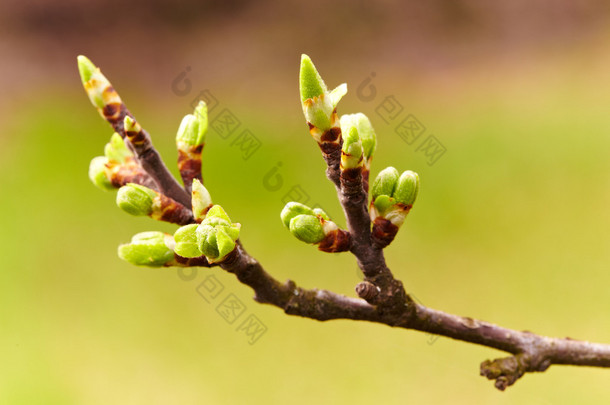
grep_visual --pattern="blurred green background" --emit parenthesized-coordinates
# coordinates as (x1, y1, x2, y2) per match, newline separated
(1, 1, 610, 403)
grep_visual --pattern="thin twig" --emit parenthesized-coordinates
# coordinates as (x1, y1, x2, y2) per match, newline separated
(217, 245, 610, 390)
(101, 101, 191, 207)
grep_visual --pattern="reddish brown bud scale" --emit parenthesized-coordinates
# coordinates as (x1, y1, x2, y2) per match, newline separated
(318, 229, 351, 253)
(318, 141, 342, 156)
(216, 247, 240, 268)
(124, 125, 147, 147)
(177, 145, 204, 191)
(154, 194, 194, 225)
(340, 166, 364, 197)
(320, 126, 341, 143)
(106, 158, 158, 190)
(371, 217, 399, 249)
(173, 253, 213, 267)
(101, 102, 124, 127)
(362, 169, 370, 194)
(194, 204, 213, 224)
(309, 110, 341, 145)
(340, 150, 364, 166)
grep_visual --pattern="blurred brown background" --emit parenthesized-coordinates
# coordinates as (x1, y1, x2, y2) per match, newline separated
(2, 0, 610, 109)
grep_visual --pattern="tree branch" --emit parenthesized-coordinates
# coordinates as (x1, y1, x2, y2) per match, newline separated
(126, 114, 610, 391)
(321, 125, 410, 318)
(118, 126, 610, 391)
(219, 244, 378, 322)
(216, 244, 610, 390)
(86, 62, 609, 390)
(101, 101, 191, 207)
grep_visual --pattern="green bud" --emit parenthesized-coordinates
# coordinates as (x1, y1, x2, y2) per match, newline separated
(196, 225, 218, 259)
(329, 83, 347, 108)
(104, 132, 132, 163)
(280, 202, 315, 228)
(201, 228, 219, 258)
(224, 223, 241, 241)
(205, 204, 233, 224)
(77, 55, 97, 83)
(194, 101, 208, 144)
(289, 214, 325, 244)
(299, 55, 347, 131)
(393, 171, 419, 206)
(116, 183, 157, 216)
(191, 179, 212, 221)
(88, 156, 114, 191)
(371, 167, 399, 200)
(173, 224, 202, 258)
(195, 205, 241, 262)
(117, 231, 174, 267)
(176, 114, 199, 147)
(123, 115, 140, 133)
(299, 54, 328, 102)
(200, 215, 240, 241)
(373, 194, 396, 216)
(215, 228, 236, 260)
(77, 55, 121, 110)
(340, 125, 363, 169)
(349, 113, 376, 159)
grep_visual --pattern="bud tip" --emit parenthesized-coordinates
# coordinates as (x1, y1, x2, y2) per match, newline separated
(77, 55, 97, 83)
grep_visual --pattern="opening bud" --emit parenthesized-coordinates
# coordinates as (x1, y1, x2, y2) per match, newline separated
(117, 231, 175, 267)
(280, 202, 315, 228)
(193, 101, 208, 145)
(300, 54, 328, 102)
(176, 114, 200, 147)
(195, 205, 241, 262)
(394, 170, 419, 206)
(289, 214, 325, 244)
(116, 183, 157, 216)
(371, 167, 399, 200)
(340, 125, 364, 170)
(174, 224, 203, 258)
(299, 54, 347, 131)
(191, 179, 213, 221)
(342, 113, 376, 160)
(104, 133, 132, 163)
(89, 156, 114, 191)
(372, 195, 397, 218)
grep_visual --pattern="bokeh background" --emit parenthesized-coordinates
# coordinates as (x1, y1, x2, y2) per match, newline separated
(1, 1, 610, 403)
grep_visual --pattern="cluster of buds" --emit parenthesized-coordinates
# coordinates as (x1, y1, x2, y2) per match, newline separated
(294, 55, 419, 254)
(79, 55, 192, 206)
(83, 53, 420, 273)
(88, 133, 156, 191)
(173, 205, 241, 263)
(116, 178, 229, 267)
(299, 54, 347, 156)
(280, 202, 351, 252)
(369, 167, 420, 248)
(117, 231, 211, 268)
(338, 113, 377, 194)
(79, 55, 234, 267)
